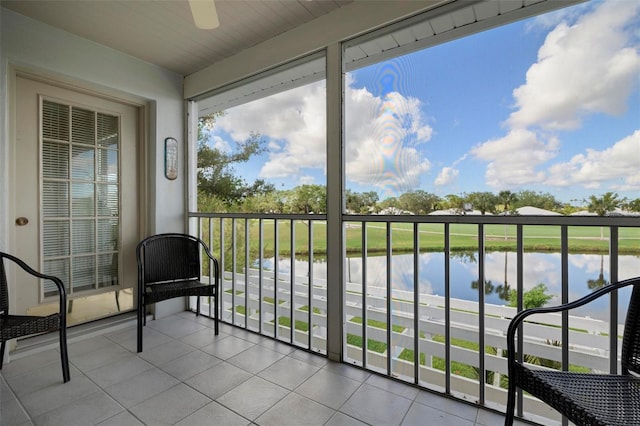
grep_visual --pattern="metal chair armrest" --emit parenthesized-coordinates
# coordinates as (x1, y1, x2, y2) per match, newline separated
(2, 252, 67, 315)
(507, 276, 640, 359)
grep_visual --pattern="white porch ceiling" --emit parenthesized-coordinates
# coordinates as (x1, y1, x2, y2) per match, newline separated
(197, 0, 578, 115)
(0, 0, 352, 76)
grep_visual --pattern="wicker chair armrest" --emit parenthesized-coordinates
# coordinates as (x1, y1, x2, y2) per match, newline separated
(197, 238, 220, 286)
(506, 276, 640, 365)
(1, 252, 67, 314)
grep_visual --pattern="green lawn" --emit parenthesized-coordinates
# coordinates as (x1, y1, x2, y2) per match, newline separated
(200, 219, 639, 261)
(275, 316, 309, 332)
(254, 221, 640, 255)
(343, 222, 640, 254)
(397, 334, 591, 388)
(346, 317, 406, 354)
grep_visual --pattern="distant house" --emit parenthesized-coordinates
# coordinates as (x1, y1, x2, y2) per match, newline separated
(611, 208, 640, 216)
(572, 208, 640, 217)
(378, 207, 414, 215)
(571, 210, 597, 216)
(516, 206, 562, 216)
(429, 208, 486, 216)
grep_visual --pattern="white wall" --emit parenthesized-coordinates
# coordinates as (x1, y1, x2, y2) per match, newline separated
(0, 7, 185, 253)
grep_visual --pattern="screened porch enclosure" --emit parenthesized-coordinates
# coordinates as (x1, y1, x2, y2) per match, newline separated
(1, 0, 639, 423)
(185, 2, 640, 424)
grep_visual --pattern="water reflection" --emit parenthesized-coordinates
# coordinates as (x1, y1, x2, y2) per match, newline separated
(260, 252, 640, 323)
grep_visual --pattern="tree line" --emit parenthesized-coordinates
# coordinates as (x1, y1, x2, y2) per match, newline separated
(199, 172, 638, 217)
(197, 115, 639, 216)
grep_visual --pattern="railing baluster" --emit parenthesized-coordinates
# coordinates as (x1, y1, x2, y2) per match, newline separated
(274, 219, 279, 340)
(259, 218, 264, 335)
(362, 220, 368, 369)
(290, 219, 295, 345)
(244, 218, 249, 329)
(516, 224, 524, 418)
(208, 217, 213, 319)
(308, 219, 313, 350)
(386, 221, 392, 377)
(561, 225, 569, 370)
(561, 225, 569, 426)
(413, 222, 419, 384)
(220, 218, 226, 322)
(610, 225, 619, 374)
(232, 218, 237, 325)
(478, 223, 486, 405)
(444, 222, 451, 395)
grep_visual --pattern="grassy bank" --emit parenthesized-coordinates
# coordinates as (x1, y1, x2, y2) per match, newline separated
(249, 221, 640, 255)
(202, 220, 640, 258)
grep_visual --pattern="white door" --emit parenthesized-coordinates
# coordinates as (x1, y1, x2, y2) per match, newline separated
(11, 75, 142, 324)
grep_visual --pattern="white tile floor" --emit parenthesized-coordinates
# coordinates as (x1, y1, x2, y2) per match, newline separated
(0, 312, 532, 426)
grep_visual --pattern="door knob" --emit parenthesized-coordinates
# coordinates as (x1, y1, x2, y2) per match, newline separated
(15, 217, 29, 226)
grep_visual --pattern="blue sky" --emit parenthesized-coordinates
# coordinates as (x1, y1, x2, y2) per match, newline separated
(205, 0, 640, 205)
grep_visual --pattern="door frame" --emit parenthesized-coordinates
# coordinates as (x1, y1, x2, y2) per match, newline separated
(6, 64, 149, 316)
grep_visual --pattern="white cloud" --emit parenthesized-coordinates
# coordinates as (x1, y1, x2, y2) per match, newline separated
(211, 135, 231, 153)
(468, 0, 640, 192)
(267, 140, 282, 151)
(471, 129, 559, 188)
(434, 167, 459, 186)
(214, 80, 327, 179)
(216, 73, 432, 192)
(545, 129, 640, 190)
(212, 74, 433, 192)
(344, 84, 433, 195)
(508, 0, 640, 130)
(526, 2, 591, 32)
(299, 175, 316, 185)
(570, 253, 608, 275)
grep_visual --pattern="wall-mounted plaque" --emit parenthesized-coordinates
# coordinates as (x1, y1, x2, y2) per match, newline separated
(164, 137, 178, 180)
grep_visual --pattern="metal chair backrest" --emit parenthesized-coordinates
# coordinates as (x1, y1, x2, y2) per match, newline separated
(622, 283, 640, 375)
(0, 254, 9, 314)
(138, 233, 201, 285)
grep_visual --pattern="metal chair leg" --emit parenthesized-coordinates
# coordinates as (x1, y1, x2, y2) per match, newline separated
(59, 326, 70, 382)
(0, 341, 6, 370)
(137, 301, 144, 353)
(504, 380, 516, 425)
(216, 294, 219, 335)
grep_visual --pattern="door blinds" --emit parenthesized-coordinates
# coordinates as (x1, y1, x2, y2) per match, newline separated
(41, 99, 120, 298)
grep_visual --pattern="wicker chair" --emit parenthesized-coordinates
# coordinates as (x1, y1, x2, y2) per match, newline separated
(136, 233, 219, 353)
(505, 276, 640, 426)
(0, 252, 70, 383)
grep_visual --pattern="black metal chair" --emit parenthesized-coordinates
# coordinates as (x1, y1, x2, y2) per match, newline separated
(505, 276, 640, 426)
(0, 252, 70, 383)
(136, 233, 219, 353)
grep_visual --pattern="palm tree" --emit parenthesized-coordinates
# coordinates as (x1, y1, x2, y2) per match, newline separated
(587, 192, 621, 216)
(498, 191, 518, 241)
(498, 190, 517, 213)
(495, 252, 511, 302)
(467, 192, 498, 215)
(471, 279, 494, 295)
(587, 192, 622, 239)
(587, 255, 609, 291)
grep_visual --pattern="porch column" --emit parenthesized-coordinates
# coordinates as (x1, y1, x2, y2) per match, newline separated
(325, 42, 344, 362)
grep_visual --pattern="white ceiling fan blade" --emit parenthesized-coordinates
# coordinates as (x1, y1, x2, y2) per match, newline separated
(189, 0, 219, 30)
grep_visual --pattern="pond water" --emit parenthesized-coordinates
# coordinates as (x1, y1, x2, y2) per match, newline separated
(258, 252, 640, 323)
